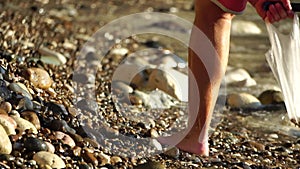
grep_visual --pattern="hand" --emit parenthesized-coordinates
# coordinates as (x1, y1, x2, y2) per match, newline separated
(250, 0, 294, 23)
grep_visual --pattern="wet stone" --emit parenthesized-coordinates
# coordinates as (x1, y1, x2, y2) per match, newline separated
(110, 156, 122, 165)
(258, 89, 284, 105)
(25, 68, 53, 89)
(24, 137, 48, 152)
(227, 93, 261, 108)
(0, 154, 15, 161)
(78, 163, 92, 169)
(33, 151, 66, 169)
(16, 97, 34, 110)
(46, 102, 69, 117)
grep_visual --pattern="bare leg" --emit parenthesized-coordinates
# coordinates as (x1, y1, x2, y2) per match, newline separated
(159, 0, 234, 156)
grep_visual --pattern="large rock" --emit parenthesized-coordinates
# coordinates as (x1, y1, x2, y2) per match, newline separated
(227, 93, 261, 108)
(0, 125, 12, 154)
(147, 68, 188, 102)
(33, 151, 66, 169)
(258, 89, 284, 105)
(225, 67, 256, 87)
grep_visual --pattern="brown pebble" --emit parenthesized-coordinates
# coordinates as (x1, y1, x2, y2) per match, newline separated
(0, 109, 7, 115)
(26, 68, 53, 89)
(0, 102, 12, 114)
(67, 107, 78, 117)
(110, 156, 122, 165)
(54, 131, 76, 148)
(83, 138, 100, 148)
(248, 141, 265, 151)
(0, 114, 17, 135)
(82, 150, 98, 166)
(21, 111, 41, 130)
(72, 146, 82, 156)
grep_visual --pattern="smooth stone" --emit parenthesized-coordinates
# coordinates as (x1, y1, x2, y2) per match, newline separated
(227, 93, 261, 108)
(112, 63, 149, 89)
(33, 151, 66, 169)
(0, 154, 15, 161)
(48, 119, 75, 134)
(248, 141, 265, 151)
(225, 67, 256, 87)
(45, 142, 55, 153)
(16, 97, 34, 110)
(0, 101, 12, 114)
(98, 152, 110, 166)
(129, 95, 143, 106)
(46, 102, 69, 117)
(82, 150, 98, 166)
(133, 161, 165, 169)
(38, 46, 67, 65)
(0, 109, 7, 115)
(0, 80, 11, 100)
(231, 20, 262, 35)
(0, 114, 17, 135)
(111, 81, 133, 94)
(258, 90, 284, 105)
(110, 156, 122, 165)
(110, 48, 128, 56)
(8, 82, 32, 99)
(26, 68, 52, 89)
(163, 147, 180, 158)
(0, 125, 12, 154)
(147, 68, 188, 102)
(146, 129, 159, 138)
(11, 116, 38, 134)
(78, 163, 92, 169)
(146, 89, 176, 109)
(150, 139, 162, 151)
(54, 131, 76, 148)
(24, 137, 48, 152)
(21, 111, 41, 130)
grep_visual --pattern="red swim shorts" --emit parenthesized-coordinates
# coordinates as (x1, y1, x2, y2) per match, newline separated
(211, 0, 248, 14)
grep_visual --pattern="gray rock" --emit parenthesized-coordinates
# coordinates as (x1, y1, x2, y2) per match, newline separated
(24, 137, 48, 152)
(33, 151, 66, 169)
(9, 82, 32, 99)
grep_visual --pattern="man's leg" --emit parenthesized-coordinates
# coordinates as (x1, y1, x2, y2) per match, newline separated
(159, 0, 234, 156)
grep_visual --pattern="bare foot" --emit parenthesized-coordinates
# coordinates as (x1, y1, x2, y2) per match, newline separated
(158, 130, 209, 156)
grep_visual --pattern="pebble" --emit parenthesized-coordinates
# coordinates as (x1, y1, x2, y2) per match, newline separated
(147, 68, 188, 102)
(8, 82, 32, 99)
(38, 46, 67, 65)
(16, 97, 34, 110)
(227, 93, 261, 108)
(110, 156, 122, 165)
(133, 161, 165, 169)
(0, 114, 17, 135)
(25, 68, 53, 89)
(82, 150, 98, 166)
(11, 116, 38, 134)
(21, 111, 41, 130)
(111, 81, 133, 94)
(48, 119, 76, 134)
(0, 101, 12, 114)
(258, 90, 284, 105)
(45, 142, 55, 153)
(248, 141, 265, 151)
(0, 80, 11, 101)
(110, 47, 129, 56)
(0, 124, 12, 154)
(98, 152, 110, 166)
(33, 151, 66, 169)
(54, 131, 76, 148)
(150, 139, 162, 151)
(24, 137, 48, 152)
(163, 147, 180, 158)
